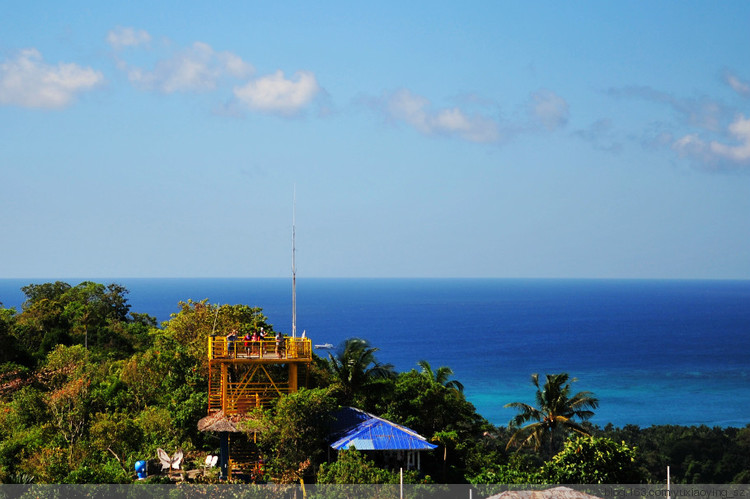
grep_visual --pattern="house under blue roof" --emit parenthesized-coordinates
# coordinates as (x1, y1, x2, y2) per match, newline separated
(329, 407, 438, 452)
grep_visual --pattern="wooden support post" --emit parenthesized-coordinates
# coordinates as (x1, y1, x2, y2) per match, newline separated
(221, 363, 228, 413)
(288, 363, 298, 392)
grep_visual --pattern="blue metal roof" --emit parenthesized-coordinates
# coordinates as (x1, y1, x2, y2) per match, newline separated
(329, 407, 438, 451)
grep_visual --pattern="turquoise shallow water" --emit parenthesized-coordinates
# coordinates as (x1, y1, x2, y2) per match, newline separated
(2, 278, 749, 428)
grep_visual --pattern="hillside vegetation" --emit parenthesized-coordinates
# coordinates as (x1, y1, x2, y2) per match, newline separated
(1, 281, 748, 484)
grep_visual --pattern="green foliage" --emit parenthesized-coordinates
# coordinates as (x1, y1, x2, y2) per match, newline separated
(505, 373, 599, 458)
(469, 464, 542, 485)
(540, 436, 644, 484)
(317, 448, 397, 484)
(14, 281, 150, 365)
(327, 338, 395, 406)
(89, 366, 131, 413)
(382, 371, 460, 436)
(4, 280, 750, 486)
(135, 406, 182, 454)
(89, 412, 144, 464)
(8, 386, 49, 428)
(417, 360, 464, 393)
(20, 445, 71, 483)
(374, 365, 490, 482)
(162, 300, 273, 366)
(63, 459, 130, 484)
(0, 307, 26, 365)
(0, 423, 51, 478)
(257, 387, 339, 483)
(599, 423, 750, 484)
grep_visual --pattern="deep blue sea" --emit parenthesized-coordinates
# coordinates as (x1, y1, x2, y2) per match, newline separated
(2, 278, 749, 429)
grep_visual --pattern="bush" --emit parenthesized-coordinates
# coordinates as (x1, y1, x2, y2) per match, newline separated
(63, 459, 130, 484)
(541, 436, 644, 484)
(317, 448, 398, 484)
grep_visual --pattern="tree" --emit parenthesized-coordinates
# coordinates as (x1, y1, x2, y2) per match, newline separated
(15, 281, 140, 363)
(89, 412, 144, 472)
(41, 346, 93, 459)
(541, 435, 644, 484)
(0, 307, 26, 365)
(378, 369, 489, 481)
(327, 338, 395, 404)
(432, 430, 458, 481)
(16, 283, 71, 361)
(505, 373, 598, 458)
(417, 360, 464, 393)
(162, 300, 273, 370)
(257, 388, 338, 483)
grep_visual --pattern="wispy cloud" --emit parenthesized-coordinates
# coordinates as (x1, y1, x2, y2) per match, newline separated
(110, 30, 254, 94)
(369, 88, 570, 145)
(233, 70, 321, 116)
(673, 115, 750, 168)
(0, 48, 103, 108)
(110, 27, 322, 116)
(573, 119, 623, 154)
(378, 88, 501, 143)
(107, 26, 151, 50)
(529, 89, 569, 131)
(609, 85, 726, 132)
(724, 70, 750, 98)
(609, 81, 750, 170)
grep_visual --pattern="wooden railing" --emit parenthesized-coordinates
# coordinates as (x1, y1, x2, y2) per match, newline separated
(208, 335, 312, 361)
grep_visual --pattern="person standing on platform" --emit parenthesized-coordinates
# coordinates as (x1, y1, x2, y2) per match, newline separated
(226, 330, 238, 358)
(244, 331, 252, 357)
(259, 327, 267, 355)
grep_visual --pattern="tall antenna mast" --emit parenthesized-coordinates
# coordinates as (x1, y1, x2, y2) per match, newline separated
(292, 186, 297, 338)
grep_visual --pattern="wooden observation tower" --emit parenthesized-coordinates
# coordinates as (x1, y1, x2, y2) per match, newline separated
(203, 333, 312, 478)
(207, 334, 312, 415)
(199, 192, 311, 480)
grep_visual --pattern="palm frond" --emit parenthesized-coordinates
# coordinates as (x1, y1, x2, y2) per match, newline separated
(505, 372, 598, 454)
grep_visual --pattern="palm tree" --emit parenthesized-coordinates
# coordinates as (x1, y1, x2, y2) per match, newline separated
(417, 360, 464, 393)
(431, 430, 458, 481)
(328, 338, 395, 401)
(505, 373, 598, 458)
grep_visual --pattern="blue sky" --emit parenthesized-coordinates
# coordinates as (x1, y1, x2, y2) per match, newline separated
(2, 1, 749, 279)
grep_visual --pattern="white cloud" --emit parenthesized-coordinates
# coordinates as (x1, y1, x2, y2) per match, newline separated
(608, 83, 750, 169)
(529, 89, 569, 130)
(673, 115, 750, 168)
(107, 26, 151, 50)
(672, 134, 709, 160)
(725, 71, 750, 98)
(110, 29, 322, 117)
(0, 48, 103, 108)
(233, 70, 320, 115)
(123, 41, 253, 93)
(382, 88, 500, 143)
(709, 115, 750, 162)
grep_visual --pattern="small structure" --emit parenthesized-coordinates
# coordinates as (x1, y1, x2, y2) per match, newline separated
(328, 407, 437, 471)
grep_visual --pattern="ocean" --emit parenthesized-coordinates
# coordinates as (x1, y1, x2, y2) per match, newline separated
(1, 278, 749, 429)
